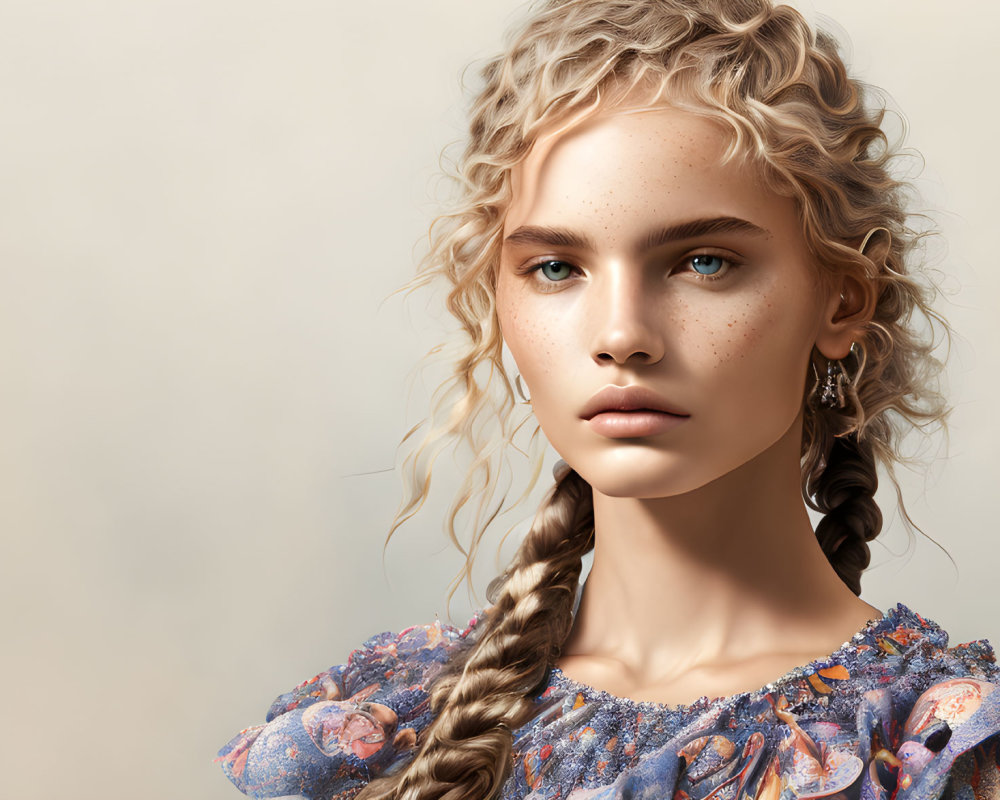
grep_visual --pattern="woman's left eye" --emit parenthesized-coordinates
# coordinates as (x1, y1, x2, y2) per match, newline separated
(684, 254, 734, 280)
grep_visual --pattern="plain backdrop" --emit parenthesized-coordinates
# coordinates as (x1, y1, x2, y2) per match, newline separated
(1, 1, 998, 797)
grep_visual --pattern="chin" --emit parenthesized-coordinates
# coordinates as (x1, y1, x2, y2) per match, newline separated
(576, 454, 716, 499)
(591, 476, 710, 500)
(572, 442, 770, 500)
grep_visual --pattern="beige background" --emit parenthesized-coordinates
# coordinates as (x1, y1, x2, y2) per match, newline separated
(0, 1, 997, 797)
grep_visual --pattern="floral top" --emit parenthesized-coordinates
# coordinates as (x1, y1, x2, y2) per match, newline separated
(217, 604, 1000, 799)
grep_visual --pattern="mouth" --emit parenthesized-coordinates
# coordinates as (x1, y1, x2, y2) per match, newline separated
(581, 385, 689, 438)
(580, 385, 689, 419)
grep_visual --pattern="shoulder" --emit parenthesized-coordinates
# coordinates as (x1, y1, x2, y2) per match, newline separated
(838, 604, 1000, 798)
(265, 614, 481, 723)
(217, 614, 483, 799)
(868, 603, 999, 686)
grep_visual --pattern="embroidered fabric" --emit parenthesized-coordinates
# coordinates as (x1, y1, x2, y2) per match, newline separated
(217, 604, 1000, 800)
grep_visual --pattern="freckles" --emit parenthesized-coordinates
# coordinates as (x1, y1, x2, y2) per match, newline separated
(537, 321, 556, 373)
(674, 306, 730, 368)
(731, 300, 764, 356)
(689, 293, 775, 367)
(722, 291, 798, 377)
(512, 306, 559, 377)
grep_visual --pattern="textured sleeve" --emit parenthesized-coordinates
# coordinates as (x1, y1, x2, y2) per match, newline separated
(946, 735, 1000, 799)
(216, 617, 477, 800)
(890, 662, 1000, 799)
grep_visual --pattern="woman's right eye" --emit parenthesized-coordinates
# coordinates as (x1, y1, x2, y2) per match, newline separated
(532, 260, 576, 283)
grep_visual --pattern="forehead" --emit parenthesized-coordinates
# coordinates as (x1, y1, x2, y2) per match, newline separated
(504, 106, 781, 242)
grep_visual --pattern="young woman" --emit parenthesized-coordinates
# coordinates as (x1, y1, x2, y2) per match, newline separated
(217, 1, 1000, 797)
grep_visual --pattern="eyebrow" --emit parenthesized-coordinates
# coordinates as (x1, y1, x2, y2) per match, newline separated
(642, 216, 770, 250)
(503, 216, 770, 254)
(503, 225, 598, 251)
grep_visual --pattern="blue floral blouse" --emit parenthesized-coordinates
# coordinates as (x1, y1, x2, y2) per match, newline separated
(218, 604, 1000, 799)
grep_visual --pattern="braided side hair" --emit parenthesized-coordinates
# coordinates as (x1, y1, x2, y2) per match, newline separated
(808, 431, 883, 596)
(362, 470, 594, 800)
(370, 0, 952, 797)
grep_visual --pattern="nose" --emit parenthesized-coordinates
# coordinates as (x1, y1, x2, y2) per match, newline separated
(589, 265, 665, 366)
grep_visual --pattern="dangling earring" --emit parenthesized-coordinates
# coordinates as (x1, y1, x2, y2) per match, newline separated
(811, 342, 861, 410)
(817, 359, 848, 409)
(514, 373, 531, 404)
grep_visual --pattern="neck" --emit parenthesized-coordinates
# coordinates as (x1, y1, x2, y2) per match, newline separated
(562, 413, 878, 679)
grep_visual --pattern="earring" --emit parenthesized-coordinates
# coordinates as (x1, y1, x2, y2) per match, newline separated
(859, 226, 891, 276)
(859, 227, 891, 256)
(811, 342, 860, 410)
(514, 373, 531, 404)
(818, 359, 848, 409)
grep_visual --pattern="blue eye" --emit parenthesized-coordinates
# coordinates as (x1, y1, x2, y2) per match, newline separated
(690, 255, 726, 275)
(538, 261, 574, 281)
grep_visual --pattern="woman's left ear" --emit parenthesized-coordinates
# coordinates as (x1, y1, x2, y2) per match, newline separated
(814, 270, 878, 360)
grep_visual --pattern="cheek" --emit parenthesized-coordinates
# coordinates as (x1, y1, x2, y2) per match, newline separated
(496, 278, 587, 454)
(664, 291, 770, 372)
(711, 292, 773, 362)
(497, 279, 564, 383)
(690, 283, 816, 417)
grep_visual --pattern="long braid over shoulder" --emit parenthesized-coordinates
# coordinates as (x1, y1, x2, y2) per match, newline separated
(375, 0, 950, 797)
(362, 470, 594, 800)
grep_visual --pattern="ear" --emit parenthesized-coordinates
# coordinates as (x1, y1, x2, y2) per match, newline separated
(814, 269, 878, 360)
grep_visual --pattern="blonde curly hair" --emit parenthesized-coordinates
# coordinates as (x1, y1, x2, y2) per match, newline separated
(361, 1, 950, 797)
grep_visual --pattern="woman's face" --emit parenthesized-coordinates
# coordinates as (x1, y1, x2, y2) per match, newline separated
(496, 105, 842, 498)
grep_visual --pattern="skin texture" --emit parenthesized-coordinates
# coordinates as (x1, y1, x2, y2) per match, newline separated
(496, 105, 881, 706)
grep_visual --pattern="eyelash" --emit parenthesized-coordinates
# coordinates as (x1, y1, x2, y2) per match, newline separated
(521, 252, 740, 289)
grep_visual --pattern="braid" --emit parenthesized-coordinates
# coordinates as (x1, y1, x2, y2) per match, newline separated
(806, 430, 883, 596)
(359, 470, 594, 800)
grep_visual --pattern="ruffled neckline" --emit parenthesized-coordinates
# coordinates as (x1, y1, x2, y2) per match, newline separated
(544, 604, 909, 716)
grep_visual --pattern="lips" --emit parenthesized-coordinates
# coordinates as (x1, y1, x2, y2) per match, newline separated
(580, 385, 689, 420)
(581, 386, 690, 438)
